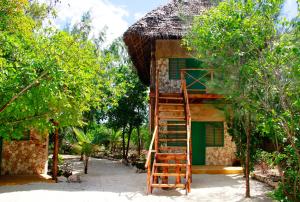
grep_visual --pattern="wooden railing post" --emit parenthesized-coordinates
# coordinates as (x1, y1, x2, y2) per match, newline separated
(154, 68, 159, 151)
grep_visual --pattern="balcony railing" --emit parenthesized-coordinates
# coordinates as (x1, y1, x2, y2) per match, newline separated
(180, 69, 214, 93)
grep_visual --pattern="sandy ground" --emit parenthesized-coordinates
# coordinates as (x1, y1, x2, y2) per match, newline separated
(0, 158, 273, 202)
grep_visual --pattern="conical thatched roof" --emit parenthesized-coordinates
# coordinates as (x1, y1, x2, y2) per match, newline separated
(123, 0, 211, 85)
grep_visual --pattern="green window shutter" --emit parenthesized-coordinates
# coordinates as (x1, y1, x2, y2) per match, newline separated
(186, 58, 203, 68)
(169, 58, 186, 80)
(205, 122, 224, 147)
(214, 127, 224, 146)
(205, 124, 214, 146)
(169, 58, 204, 81)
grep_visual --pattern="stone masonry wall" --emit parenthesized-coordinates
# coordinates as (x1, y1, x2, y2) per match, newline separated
(157, 58, 181, 93)
(205, 123, 236, 166)
(1, 130, 48, 175)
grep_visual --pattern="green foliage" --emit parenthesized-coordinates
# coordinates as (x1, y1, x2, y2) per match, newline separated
(131, 126, 151, 149)
(72, 127, 99, 156)
(0, 1, 105, 140)
(184, 0, 299, 200)
(104, 39, 148, 160)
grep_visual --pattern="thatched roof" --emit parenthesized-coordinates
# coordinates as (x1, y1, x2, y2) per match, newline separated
(123, 0, 212, 85)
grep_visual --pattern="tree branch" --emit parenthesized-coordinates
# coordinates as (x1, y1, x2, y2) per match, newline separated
(0, 71, 48, 114)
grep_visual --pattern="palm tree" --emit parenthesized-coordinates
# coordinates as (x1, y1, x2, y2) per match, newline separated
(72, 128, 97, 174)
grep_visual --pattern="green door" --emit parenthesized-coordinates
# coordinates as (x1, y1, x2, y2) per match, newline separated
(191, 122, 206, 165)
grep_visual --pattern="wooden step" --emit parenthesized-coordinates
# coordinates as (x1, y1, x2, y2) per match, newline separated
(159, 123, 186, 126)
(156, 152, 186, 156)
(151, 183, 185, 188)
(159, 97, 183, 100)
(153, 173, 186, 177)
(154, 163, 186, 167)
(156, 153, 187, 160)
(159, 103, 184, 106)
(159, 109, 184, 112)
(159, 93, 182, 97)
(159, 131, 186, 134)
(159, 139, 187, 142)
(159, 146, 187, 151)
(159, 116, 185, 120)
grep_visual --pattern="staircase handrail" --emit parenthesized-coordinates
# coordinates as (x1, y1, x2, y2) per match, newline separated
(181, 70, 192, 193)
(145, 125, 158, 168)
(145, 67, 159, 194)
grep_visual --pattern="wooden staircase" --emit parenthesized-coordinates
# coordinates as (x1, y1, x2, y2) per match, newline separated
(145, 69, 192, 194)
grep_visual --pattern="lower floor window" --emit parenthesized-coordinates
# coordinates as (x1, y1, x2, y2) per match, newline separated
(205, 122, 224, 147)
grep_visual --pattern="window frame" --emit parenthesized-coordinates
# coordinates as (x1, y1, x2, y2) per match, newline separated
(205, 122, 224, 147)
(168, 58, 204, 80)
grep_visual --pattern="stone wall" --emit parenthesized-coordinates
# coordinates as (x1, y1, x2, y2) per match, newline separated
(206, 123, 236, 166)
(1, 130, 48, 175)
(157, 58, 181, 93)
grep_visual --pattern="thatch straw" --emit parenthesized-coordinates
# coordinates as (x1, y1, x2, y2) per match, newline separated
(123, 0, 211, 85)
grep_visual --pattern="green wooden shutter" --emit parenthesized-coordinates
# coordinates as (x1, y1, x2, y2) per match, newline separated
(205, 124, 215, 146)
(169, 58, 204, 80)
(205, 122, 224, 147)
(169, 58, 186, 80)
(186, 58, 203, 68)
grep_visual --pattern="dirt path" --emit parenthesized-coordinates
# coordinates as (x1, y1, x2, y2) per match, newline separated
(0, 158, 272, 202)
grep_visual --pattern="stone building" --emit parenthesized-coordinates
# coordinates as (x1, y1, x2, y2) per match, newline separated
(123, 0, 238, 193)
(0, 130, 48, 175)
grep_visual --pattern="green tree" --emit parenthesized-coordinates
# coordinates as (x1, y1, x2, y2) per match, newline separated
(72, 127, 99, 174)
(184, 0, 286, 198)
(0, 1, 105, 140)
(105, 39, 148, 162)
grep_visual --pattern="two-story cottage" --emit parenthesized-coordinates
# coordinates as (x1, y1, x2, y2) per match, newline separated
(124, 0, 239, 194)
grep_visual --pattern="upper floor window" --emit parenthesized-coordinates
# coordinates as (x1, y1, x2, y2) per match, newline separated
(169, 58, 203, 80)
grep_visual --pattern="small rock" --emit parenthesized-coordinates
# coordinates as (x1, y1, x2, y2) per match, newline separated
(136, 168, 147, 173)
(121, 159, 129, 166)
(57, 176, 67, 183)
(67, 174, 81, 183)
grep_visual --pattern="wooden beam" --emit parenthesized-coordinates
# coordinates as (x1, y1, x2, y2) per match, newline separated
(150, 92, 224, 99)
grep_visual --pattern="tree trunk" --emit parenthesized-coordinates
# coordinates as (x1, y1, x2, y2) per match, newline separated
(245, 116, 251, 198)
(122, 127, 126, 160)
(80, 152, 84, 161)
(84, 156, 89, 174)
(0, 137, 3, 175)
(137, 126, 141, 156)
(110, 130, 114, 153)
(52, 121, 59, 182)
(125, 125, 133, 160)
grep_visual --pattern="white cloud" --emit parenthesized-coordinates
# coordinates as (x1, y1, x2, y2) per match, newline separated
(133, 12, 145, 21)
(45, 0, 129, 44)
(281, 0, 298, 20)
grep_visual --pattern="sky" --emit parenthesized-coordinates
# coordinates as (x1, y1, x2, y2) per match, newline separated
(50, 0, 169, 44)
(49, 0, 298, 44)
